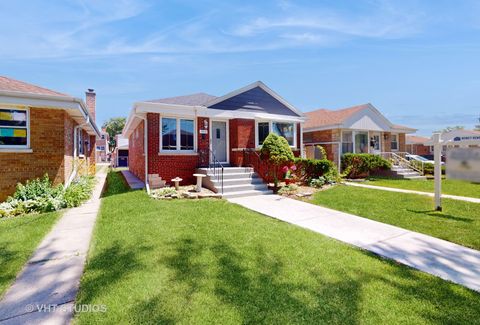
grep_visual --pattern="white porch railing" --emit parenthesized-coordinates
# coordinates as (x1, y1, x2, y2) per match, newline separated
(379, 152, 424, 175)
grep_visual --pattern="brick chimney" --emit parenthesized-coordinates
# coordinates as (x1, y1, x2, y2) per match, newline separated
(85, 88, 96, 122)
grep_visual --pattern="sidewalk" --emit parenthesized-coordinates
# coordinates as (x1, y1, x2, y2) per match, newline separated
(229, 195, 480, 293)
(345, 182, 480, 203)
(0, 169, 108, 324)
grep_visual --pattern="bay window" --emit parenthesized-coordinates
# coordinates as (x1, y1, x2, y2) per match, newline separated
(256, 121, 296, 147)
(391, 134, 398, 151)
(161, 117, 195, 152)
(272, 122, 294, 146)
(341, 131, 353, 154)
(0, 108, 28, 148)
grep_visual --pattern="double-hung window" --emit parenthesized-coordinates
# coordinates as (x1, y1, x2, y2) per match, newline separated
(257, 121, 296, 147)
(77, 129, 85, 156)
(161, 117, 195, 152)
(391, 134, 399, 151)
(0, 108, 29, 148)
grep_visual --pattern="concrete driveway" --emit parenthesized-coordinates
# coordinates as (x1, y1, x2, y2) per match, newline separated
(229, 194, 480, 293)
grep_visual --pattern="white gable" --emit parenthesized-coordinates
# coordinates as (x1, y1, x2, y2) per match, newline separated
(343, 107, 391, 131)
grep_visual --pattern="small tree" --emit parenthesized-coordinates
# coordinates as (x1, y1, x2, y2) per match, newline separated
(260, 133, 294, 188)
(102, 117, 126, 150)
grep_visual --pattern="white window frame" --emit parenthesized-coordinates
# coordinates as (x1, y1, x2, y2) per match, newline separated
(391, 133, 399, 151)
(160, 116, 196, 153)
(0, 107, 30, 149)
(77, 128, 85, 156)
(255, 120, 297, 148)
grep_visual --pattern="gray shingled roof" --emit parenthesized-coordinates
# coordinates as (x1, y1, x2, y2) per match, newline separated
(145, 93, 217, 106)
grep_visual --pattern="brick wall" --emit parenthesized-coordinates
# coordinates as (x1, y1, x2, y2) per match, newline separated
(146, 113, 199, 186)
(399, 133, 406, 152)
(129, 120, 145, 181)
(0, 108, 66, 201)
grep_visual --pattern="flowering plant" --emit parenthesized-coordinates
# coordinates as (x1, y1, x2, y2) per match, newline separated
(282, 165, 297, 179)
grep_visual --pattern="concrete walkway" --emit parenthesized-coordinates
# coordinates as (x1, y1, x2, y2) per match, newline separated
(345, 182, 480, 203)
(0, 169, 108, 324)
(121, 170, 144, 190)
(229, 195, 480, 293)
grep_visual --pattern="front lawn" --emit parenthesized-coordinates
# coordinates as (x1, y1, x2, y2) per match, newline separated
(0, 212, 60, 298)
(74, 171, 480, 324)
(312, 186, 480, 250)
(365, 177, 480, 198)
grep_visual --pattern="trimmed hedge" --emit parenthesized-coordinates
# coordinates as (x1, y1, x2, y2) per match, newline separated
(293, 157, 337, 183)
(341, 153, 391, 179)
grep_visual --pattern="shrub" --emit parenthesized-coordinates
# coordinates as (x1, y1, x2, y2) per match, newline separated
(0, 174, 95, 218)
(309, 177, 326, 188)
(341, 153, 391, 179)
(294, 158, 337, 183)
(417, 162, 446, 176)
(260, 133, 295, 187)
(64, 176, 96, 208)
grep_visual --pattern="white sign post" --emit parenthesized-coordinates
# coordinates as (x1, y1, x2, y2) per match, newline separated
(433, 133, 442, 211)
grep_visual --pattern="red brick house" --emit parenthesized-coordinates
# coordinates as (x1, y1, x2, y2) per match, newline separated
(123, 81, 305, 195)
(303, 103, 416, 167)
(406, 135, 432, 156)
(95, 129, 110, 162)
(0, 76, 100, 201)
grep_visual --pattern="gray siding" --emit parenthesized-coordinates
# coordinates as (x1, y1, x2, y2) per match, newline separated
(208, 86, 299, 117)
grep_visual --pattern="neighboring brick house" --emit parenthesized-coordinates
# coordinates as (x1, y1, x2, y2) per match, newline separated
(406, 135, 432, 156)
(96, 129, 110, 162)
(123, 81, 305, 187)
(303, 103, 416, 167)
(0, 76, 100, 201)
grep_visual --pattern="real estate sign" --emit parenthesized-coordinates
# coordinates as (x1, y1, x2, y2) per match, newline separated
(446, 148, 480, 182)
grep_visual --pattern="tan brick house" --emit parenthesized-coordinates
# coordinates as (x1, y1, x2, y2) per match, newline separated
(0, 76, 100, 201)
(406, 135, 432, 156)
(303, 103, 416, 167)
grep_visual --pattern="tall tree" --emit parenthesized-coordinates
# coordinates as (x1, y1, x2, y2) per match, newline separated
(102, 117, 126, 149)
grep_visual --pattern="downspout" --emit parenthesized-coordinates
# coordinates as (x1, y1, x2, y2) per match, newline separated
(134, 113, 150, 194)
(67, 115, 90, 188)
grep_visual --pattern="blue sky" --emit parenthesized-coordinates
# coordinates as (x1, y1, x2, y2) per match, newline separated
(1, 0, 479, 135)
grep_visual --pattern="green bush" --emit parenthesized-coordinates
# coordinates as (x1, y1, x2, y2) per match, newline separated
(341, 153, 391, 179)
(260, 133, 295, 187)
(309, 177, 326, 188)
(416, 162, 446, 176)
(294, 158, 338, 183)
(64, 176, 96, 208)
(0, 174, 95, 218)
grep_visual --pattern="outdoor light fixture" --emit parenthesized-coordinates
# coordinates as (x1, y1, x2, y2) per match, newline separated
(203, 119, 208, 129)
(384, 134, 389, 140)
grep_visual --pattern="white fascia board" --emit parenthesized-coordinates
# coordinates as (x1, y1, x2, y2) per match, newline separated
(391, 127, 417, 134)
(0, 92, 100, 137)
(135, 101, 306, 122)
(203, 81, 305, 118)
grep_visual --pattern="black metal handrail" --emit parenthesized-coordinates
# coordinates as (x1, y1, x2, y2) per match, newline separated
(208, 149, 224, 194)
(243, 148, 269, 181)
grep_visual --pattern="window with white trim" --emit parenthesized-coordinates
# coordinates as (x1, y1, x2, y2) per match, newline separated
(391, 134, 399, 151)
(161, 117, 195, 151)
(0, 108, 28, 148)
(77, 128, 85, 156)
(256, 121, 296, 147)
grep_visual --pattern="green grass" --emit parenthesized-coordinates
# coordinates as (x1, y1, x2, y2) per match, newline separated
(312, 185, 480, 250)
(0, 212, 60, 297)
(74, 171, 480, 324)
(365, 177, 480, 198)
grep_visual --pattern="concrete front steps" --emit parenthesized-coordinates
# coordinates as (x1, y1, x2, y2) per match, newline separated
(196, 167, 272, 198)
(391, 166, 427, 180)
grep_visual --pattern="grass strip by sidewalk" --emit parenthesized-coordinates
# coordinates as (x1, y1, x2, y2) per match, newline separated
(365, 177, 480, 198)
(0, 212, 60, 298)
(74, 171, 480, 324)
(312, 185, 480, 250)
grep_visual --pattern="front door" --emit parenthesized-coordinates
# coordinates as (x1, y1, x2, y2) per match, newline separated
(212, 121, 227, 162)
(370, 132, 381, 154)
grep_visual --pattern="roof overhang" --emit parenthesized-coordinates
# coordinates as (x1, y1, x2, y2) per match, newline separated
(0, 90, 100, 137)
(123, 101, 306, 137)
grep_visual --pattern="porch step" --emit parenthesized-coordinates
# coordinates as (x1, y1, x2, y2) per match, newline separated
(389, 166, 427, 180)
(196, 167, 271, 198)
